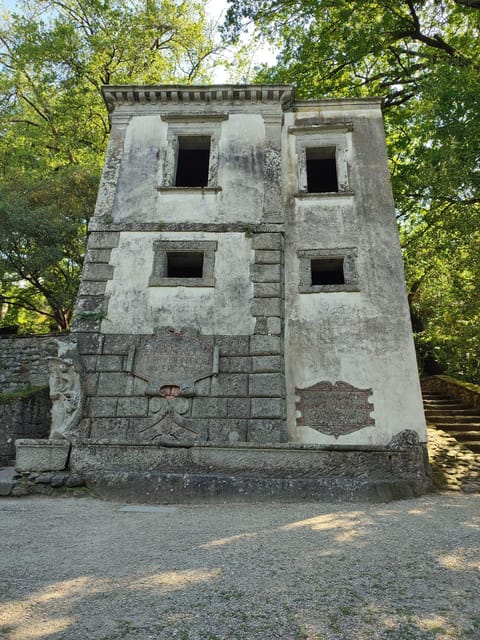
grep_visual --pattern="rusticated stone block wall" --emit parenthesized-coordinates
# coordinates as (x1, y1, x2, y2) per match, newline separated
(0, 334, 69, 393)
(0, 388, 51, 465)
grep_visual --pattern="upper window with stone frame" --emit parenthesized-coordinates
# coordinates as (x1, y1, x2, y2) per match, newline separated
(159, 114, 227, 192)
(289, 123, 353, 196)
(298, 248, 360, 293)
(149, 240, 217, 287)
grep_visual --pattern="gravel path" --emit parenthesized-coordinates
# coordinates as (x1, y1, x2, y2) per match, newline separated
(1, 494, 479, 640)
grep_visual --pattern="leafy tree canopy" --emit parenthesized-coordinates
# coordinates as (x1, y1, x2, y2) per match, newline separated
(0, 0, 221, 331)
(226, 0, 480, 382)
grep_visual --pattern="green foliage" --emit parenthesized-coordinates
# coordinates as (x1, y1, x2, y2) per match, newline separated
(0, 167, 99, 331)
(226, 0, 480, 382)
(0, 0, 220, 331)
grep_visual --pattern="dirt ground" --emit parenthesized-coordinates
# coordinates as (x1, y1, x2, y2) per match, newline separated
(1, 493, 479, 640)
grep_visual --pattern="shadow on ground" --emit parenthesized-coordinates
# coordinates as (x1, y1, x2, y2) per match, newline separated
(0, 494, 479, 640)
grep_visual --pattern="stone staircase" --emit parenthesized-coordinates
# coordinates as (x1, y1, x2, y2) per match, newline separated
(422, 391, 480, 453)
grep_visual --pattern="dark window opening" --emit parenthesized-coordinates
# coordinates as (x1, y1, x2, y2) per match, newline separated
(175, 136, 210, 187)
(167, 252, 204, 278)
(306, 147, 338, 193)
(311, 258, 345, 285)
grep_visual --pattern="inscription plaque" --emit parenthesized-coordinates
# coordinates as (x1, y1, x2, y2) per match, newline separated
(296, 381, 374, 438)
(128, 331, 215, 396)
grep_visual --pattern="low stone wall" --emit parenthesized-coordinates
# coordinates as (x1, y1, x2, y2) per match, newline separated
(0, 333, 69, 393)
(422, 375, 480, 410)
(0, 388, 51, 465)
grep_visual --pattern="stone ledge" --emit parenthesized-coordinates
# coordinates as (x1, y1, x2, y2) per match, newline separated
(88, 222, 285, 233)
(70, 441, 431, 481)
(82, 470, 431, 504)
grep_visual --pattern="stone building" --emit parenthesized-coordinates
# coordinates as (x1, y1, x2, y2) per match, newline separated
(18, 84, 431, 501)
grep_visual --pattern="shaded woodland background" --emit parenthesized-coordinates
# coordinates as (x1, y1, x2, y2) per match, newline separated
(0, 0, 479, 382)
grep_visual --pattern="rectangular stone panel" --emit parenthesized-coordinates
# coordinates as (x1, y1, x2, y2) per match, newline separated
(96, 355, 124, 372)
(250, 335, 281, 355)
(215, 336, 250, 357)
(90, 418, 129, 440)
(219, 357, 251, 373)
(251, 298, 283, 317)
(267, 317, 282, 335)
(117, 397, 149, 417)
(76, 295, 108, 313)
(85, 248, 112, 263)
(78, 281, 108, 296)
(253, 283, 282, 298)
(249, 373, 284, 397)
(254, 250, 282, 264)
(252, 355, 282, 372)
(88, 231, 120, 249)
(203, 419, 248, 444)
(82, 263, 114, 282)
(15, 439, 70, 472)
(97, 372, 131, 396)
(227, 398, 250, 418)
(103, 335, 137, 355)
(251, 397, 284, 419)
(212, 374, 249, 397)
(250, 264, 281, 283)
(247, 419, 284, 444)
(89, 397, 118, 418)
(77, 333, 105, 356)
(192, 397, 228, 418)
(253, 233, 282, 250)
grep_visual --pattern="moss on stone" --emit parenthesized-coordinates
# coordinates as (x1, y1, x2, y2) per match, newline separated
(435, 375, 480, 395)
(0, 385, 48, 404)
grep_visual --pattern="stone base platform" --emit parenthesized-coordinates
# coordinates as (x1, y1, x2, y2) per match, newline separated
(70, 440, 433, 503)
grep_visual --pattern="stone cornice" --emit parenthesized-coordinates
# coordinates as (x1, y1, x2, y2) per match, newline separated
(102, 84, 295, 112)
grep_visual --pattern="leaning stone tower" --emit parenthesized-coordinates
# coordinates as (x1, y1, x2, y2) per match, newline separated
(50, 84, 430, 500)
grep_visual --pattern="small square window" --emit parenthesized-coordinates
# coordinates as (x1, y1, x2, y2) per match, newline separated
(306, 147, 338, 193)
(298, 248, 359, 293)
(311, 258, 345, 285)
(149, 240, 217, 287)
(167, 252, 204, 278)
(175, 136, 210, 187)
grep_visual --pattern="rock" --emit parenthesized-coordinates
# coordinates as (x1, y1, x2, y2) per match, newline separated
(51, 474, 66, 488)
(461, 483, 480, 494)
(11, 484, 29, 497)
(66, 473, 84, 488)
(34, 474, 53, 484)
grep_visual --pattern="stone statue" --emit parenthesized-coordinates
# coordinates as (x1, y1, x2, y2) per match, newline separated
(47, 339, 83, 439)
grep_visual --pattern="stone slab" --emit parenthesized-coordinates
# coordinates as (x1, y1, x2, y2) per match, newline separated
(86, 472, 431, 504)
(253, 233, 282, 250)
(70, 441, 431, 480)
(15, 439, 71, 472)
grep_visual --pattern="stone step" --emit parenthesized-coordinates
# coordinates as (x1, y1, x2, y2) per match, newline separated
(425, 407, 480, 415)
(449, 430, 480, 441)
(423, 402, 470, 410)
(423, 397, 466, 403)
(424, 414, 480, 423)
(422, 394, 448, 400)
(431, 425, 480, 435)
(448, 438, 480, 453)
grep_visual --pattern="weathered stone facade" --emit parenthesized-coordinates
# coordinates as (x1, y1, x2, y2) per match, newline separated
(16, 85, 431, 501)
